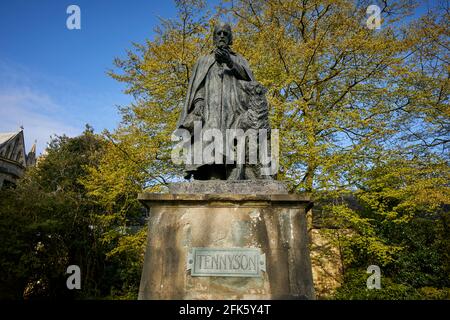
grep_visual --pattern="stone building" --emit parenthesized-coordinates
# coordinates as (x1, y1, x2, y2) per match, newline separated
(0, 130, 36, 188)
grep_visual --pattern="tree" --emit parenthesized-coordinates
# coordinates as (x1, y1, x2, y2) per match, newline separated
(0, 126, 109, 299)
(82, 0, 449, 299)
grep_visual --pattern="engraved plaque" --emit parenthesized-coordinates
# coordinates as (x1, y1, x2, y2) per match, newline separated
(187, 247, 266, 277)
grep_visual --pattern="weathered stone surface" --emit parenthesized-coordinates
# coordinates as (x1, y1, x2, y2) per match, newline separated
(138, 183, 315, 300)
(168, 180, 289, 194)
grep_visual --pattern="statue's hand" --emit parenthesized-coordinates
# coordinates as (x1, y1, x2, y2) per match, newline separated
(215, 48, 233, 67)
(214, 48, 225, 63)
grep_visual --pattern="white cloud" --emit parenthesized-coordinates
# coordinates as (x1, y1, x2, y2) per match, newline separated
(0, 59, 125, 155)
(0, 88, 81, 155)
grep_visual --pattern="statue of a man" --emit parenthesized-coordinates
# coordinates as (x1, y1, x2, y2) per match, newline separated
(177, 22, 272, 180)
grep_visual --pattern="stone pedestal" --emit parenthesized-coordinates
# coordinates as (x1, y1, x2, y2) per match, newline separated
(138, 181, 315, 300)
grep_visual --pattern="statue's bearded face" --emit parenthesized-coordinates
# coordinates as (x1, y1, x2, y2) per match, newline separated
(213, 25, 232, 48)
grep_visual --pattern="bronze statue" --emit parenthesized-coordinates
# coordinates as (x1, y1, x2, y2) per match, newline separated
(177, 22, 273, 180)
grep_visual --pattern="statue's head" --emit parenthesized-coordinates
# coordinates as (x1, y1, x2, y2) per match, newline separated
(213, 22, 233, 48)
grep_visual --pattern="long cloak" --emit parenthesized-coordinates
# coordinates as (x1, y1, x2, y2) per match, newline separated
(177, 51, 255, 132)
(177, 51, 255, 175)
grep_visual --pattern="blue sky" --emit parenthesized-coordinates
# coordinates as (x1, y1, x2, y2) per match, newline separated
(0, 0, 180, 154)
(0, 0, 435, 155)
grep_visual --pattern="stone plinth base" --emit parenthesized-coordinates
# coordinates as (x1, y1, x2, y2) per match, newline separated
(138, 182, 315, 300)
